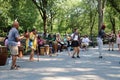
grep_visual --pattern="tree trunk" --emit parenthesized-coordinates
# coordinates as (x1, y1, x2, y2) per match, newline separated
(50, 10, 53, 32)
(43, 11, 47, 37)
(98, 0, 103, 32)
(110, 15, 116, 34)
(32, 0, 48, 37)
(98, 0, 106, 33)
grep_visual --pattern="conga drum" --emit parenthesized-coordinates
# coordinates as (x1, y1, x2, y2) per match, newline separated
(40, 47, 45, 55)
(18, 46, 24, 58)
(0, 46, 8, 66)
(44, 45, 49, 55)
(53, 42, 58, 53)
(49, 47, 52, 54)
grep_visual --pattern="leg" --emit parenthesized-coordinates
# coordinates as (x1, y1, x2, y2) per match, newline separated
(29, 49, 34, 61)
(108, 42, 110, 51)
(60, 44, 64, 52)
(38, 45, 40, 54)
(67, 47, 71, 56)
(97, 38, 103, 58)
(112, 42, 114, 51)
(77, 47, 80, 58)
(11, 55, 17, 67)
(9, 46, 19, 70)
(72, 47, 77, 58)
(118, 44, 120, 51)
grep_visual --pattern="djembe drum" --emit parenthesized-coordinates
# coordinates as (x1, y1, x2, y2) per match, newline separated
(49, 47, 52, 54)
(44, 45, 49, 55)
(0, 46, 8, 66)
(53, 42, 58, 53)
(40, 47, 45, 55)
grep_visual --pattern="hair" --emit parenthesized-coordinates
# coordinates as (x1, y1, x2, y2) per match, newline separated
(73, 28, 77, 32)
(13, 20, 19, 27)
(101, 24, 105, 30)
(37, 35, 41, 39)
(32, 28, 36, 32)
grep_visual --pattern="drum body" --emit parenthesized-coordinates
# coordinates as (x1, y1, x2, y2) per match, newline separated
(40, 47, 45, 55)
(44, 45, 49, 55)
(53, 42, 58, 53)
(0, 46, 8, 66)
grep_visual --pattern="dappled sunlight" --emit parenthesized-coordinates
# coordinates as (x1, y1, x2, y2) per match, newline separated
(70, 68, 95, 72)
(41, 77, 76, 80)
(35, 67, 95, 72)
(1, 44, 120, 80)
(36, 58, 64, 62)
(107, 74, 120, 78)
(37, 68, 68, 73)
(110, 66, 120, 69)
(107, 53, 120, 58)
(78, 75, 106, 80)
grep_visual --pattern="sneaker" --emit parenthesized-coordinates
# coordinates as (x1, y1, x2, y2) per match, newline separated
(15, 65, 20, 68)
(99, 56, 103, 58)
(77, 56, 80, 58)
(72, 56, 76, 58)
(108, 49, 110, 51)
(112, 49, 114, 51)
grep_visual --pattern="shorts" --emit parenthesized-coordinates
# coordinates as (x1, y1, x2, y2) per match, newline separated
(108, 38, 114, 42)
(81, 43, 88, 48)
(9, 46, 18, 55)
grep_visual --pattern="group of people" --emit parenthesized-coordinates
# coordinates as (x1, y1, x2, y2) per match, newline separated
(104, 30, 120, 52)
(5, 20, 72, 70)
(5, 20, 120, 70)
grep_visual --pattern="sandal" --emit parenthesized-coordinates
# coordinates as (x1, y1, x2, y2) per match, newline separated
(10, 66, 19, 70)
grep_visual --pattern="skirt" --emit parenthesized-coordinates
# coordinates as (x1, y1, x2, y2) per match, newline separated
(71, 41, 79, 47)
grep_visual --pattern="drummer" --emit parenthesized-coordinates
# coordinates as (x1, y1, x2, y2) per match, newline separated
(37, 35, 45, 54)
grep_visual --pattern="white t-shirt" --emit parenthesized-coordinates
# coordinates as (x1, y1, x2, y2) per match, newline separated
(82, 37, 90, 45)
(71, 33, 79, 41)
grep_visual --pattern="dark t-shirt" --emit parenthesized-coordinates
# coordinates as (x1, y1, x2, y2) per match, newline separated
(98, 29, 105, 39)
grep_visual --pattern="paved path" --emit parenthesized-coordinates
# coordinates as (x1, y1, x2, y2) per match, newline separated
(0, 44, 120, 80)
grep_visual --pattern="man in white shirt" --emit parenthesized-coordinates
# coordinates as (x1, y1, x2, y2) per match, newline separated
(81, 35, 91, 50)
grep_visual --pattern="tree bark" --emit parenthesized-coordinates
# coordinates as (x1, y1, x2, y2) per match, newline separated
(43, 11, 47, 37)
(110, 15, 116, 34)
(32, 0, 48, 37)
(98, 0, 103, 32)
(97, 0, 106, 33)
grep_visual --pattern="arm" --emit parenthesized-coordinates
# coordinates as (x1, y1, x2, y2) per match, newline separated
(15, 31, 24, 41)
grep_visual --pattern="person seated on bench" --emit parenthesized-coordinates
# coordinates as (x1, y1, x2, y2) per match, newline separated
(37, 35, 46, 54)
(81, 35, 91, 50)
(56, 33, 64, 52)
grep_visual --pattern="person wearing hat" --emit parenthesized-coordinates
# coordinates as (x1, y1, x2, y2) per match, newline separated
(97, 24, 106, 58)
(8, 20, 24, 70)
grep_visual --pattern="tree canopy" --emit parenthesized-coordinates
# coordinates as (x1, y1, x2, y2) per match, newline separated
(0, 0, 120, 37)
